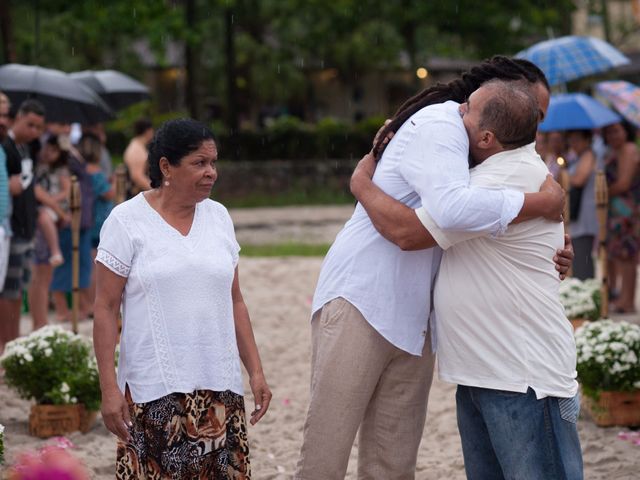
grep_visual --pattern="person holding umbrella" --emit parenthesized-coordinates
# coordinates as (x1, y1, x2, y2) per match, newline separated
(603, 121, 640, 313)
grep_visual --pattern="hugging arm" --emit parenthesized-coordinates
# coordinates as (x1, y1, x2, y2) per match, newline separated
(352, 115, 563, 251)
(350, 152, 437, 250)
(351, 150, 573, 277)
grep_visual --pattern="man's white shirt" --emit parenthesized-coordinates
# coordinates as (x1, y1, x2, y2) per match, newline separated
(312, 101, 524, 355)
(418, 143, 578, 398)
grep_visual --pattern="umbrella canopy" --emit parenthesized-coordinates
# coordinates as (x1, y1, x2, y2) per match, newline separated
(70, 69, 150, 111)
(516, 36, 630, 86)
(0, 64, 113, 124)
(594, 80, 640, 128)
(538, 93, 621, 132)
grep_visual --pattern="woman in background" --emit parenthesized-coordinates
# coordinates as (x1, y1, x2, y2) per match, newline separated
(603, 121, 640, 313)
(566, 129, 598, 279)
(79, 133, 114, 308)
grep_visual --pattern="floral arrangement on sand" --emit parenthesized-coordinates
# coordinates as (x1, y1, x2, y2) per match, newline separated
(558, 278, 601, 321)
(0, 326, 101, 411)
(575, 320, 640, 399)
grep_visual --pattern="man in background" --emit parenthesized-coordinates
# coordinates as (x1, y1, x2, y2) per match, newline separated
(0, 99, 45, 353)
(123, 118, 153, 196)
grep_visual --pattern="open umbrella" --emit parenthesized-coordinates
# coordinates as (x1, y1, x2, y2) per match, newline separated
(516, 36, 630, 86)
(70, 69, 150, 111)
(594, 80, 640, 128)
(0, 64, 113, 124)
(538, 93, 621, 132)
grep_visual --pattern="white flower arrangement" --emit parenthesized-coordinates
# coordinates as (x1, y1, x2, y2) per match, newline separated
(0, 326, 101, 411)
(558, 278, 601, 321)
(575, 320, 640, 399)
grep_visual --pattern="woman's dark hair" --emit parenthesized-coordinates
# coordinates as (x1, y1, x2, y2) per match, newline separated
(148, 118, 216, 188)
(78, 133, 103, 165)
(566, 129, 593, 142)
(373, 55, 549, 159)
(603, 120, 637, 144)
(45, 134, 69, 170)
(133, 117, 153, 136)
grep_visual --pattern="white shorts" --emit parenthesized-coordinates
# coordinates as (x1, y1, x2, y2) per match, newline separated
(41, 205, 59, 222)
(0, 226, 10, 292)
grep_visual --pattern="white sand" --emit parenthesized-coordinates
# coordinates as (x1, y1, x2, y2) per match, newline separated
(2, 206, 640, 479)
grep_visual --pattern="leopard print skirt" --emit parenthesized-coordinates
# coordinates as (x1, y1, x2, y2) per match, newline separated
(116, 389, 250, 479)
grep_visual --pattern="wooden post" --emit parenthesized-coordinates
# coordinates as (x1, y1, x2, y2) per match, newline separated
(595, 170, 609, 318)
(113, 164, 127, 339)
(69, 176, 81, 334)
(557, 156, 572, 277)
(114, 164, 127, 205)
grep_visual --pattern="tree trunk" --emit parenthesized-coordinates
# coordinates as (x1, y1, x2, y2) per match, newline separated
(0, 0, 16, 64)
(600, 0, 611, 43)
(225, 7, 239, 135)
(185, 0, 199, 119)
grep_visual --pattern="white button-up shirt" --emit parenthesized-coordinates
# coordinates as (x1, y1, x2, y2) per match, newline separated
(418, 144, 578, 398)
(312, 101, 524, 355)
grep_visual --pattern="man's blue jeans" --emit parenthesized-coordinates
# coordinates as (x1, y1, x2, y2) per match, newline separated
(456, 385, 583, 480)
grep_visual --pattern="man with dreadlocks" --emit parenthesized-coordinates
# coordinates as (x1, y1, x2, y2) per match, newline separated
(348, 82, 583, 477)
(295, 56, 574, 480)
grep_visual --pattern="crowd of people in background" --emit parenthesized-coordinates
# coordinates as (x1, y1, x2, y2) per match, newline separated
(0, 90, 153, 353)
(536, 121, 640, 312)
(0, 88, 639, 357)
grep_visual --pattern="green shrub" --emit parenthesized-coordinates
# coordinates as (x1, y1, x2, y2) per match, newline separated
(104, 112, 385, 161)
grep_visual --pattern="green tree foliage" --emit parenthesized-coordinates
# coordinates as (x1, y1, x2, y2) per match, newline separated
(2, 0, 574, 124)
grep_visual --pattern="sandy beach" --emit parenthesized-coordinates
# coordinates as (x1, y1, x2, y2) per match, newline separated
(2, 205, 640, 479)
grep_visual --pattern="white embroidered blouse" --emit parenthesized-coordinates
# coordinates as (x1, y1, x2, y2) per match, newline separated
(96, 193, 243, 403)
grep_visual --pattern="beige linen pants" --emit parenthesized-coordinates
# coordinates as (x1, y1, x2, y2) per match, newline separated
(295, 298, 435, 480)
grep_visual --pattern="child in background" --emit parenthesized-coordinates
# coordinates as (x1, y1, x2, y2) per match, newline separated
(36, 135, 71, 266)
(29, 135, 72, 328)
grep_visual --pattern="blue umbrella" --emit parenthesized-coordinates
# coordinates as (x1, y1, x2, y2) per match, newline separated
(516, 36, 630, 86)
(538, 93, 621, 132)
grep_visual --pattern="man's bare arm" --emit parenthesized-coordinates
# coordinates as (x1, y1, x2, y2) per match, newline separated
(350, 153, 437, 251)
(512, 175, 565, 223)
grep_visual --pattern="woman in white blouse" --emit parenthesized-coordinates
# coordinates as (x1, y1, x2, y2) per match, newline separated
(93, 118, 271, 479)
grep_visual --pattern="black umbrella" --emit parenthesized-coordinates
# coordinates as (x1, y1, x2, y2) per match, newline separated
(70, 69, 150, 111)
(0, 63, 113, 124)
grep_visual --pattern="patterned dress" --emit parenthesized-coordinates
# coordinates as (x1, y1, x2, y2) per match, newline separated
(116, 389, 250, 479)
(605, 153, 640, 260)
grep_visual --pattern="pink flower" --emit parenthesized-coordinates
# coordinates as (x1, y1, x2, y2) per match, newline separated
(50, 437, 75, 450)
(9, 446, 89, 480)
